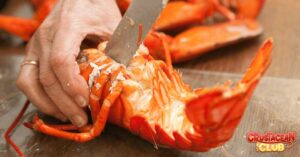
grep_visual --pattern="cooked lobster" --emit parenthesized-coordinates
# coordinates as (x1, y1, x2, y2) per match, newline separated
(6, 37, 273, 156)
(119, 0, 265, 62)
(0, 0, 265, 63)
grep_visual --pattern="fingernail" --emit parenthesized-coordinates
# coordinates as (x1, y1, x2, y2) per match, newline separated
(75, 96, 87, 107)
(72, 115, 85, 127)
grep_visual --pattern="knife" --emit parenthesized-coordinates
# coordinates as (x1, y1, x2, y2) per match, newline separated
(105, 0, 168, 65)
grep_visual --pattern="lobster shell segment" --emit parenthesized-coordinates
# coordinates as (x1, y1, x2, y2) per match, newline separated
(29, 39, 272, 151)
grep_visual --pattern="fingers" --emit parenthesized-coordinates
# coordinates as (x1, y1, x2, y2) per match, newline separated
(39, 59, 88, 127)
(38, 29, 88, 127)
(24, 31, 89, 127)
(50, 53, 89, 108)
(16, 56, 67, 121)
(51, 29, 90, 107)
(16, 0, 124, 129)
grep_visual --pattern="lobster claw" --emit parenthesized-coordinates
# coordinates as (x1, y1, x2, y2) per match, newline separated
(145, 19, 263, 63)
(185, 39, 273, 147)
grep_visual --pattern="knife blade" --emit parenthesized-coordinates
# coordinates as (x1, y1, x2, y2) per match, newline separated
(105, 0, 168, 65)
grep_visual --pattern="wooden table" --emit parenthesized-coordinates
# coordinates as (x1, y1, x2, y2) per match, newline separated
(0, 0, 299, 157)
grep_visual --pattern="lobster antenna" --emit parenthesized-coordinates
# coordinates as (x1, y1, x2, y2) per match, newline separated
(211, 0, 236, 20)
(5, 100, 30, 157)
(151, 32, 173, 68)
(137, 24, 143, 47)
(161, 37, 172, 68)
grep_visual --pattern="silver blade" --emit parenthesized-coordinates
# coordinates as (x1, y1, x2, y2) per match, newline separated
(105, 0, 168, 65)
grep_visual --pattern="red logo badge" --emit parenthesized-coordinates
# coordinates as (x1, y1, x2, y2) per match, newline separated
(246, 132, 296, 152)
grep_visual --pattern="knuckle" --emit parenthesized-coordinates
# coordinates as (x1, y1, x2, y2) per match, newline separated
(50, 55, 67, 68)
(37, 25, 52, 35)
(34, 25, 55, 43)
(33, 28, 45, 40)
(40, 21, 53, 30)
(39, 73, 56, 88)
(39, 73, 49, 85)
(63, 84, 74, 95)
(64, 78, 89, 98)
(16, 77, 29, 91)
(25, 39, 35, 52)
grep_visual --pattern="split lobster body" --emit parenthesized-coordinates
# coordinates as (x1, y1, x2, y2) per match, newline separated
(31, 39, 272, 151)
(80, 44, 201, 149)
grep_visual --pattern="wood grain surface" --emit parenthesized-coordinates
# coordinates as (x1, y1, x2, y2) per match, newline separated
(0, 0, 299, 157)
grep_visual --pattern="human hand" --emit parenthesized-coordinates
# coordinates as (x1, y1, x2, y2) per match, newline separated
(16, 0, 121, 127)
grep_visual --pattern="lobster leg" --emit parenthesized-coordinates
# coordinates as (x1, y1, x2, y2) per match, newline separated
(24, 122, 92, 132)
(89, 73, 110, 122)
(188, 0, 237, 20)
(209, 0, 236, 20)
(184, 39, 272, 149)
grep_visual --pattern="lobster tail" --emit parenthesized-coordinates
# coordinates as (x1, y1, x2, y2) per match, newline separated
(185, 39, 273, 147)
